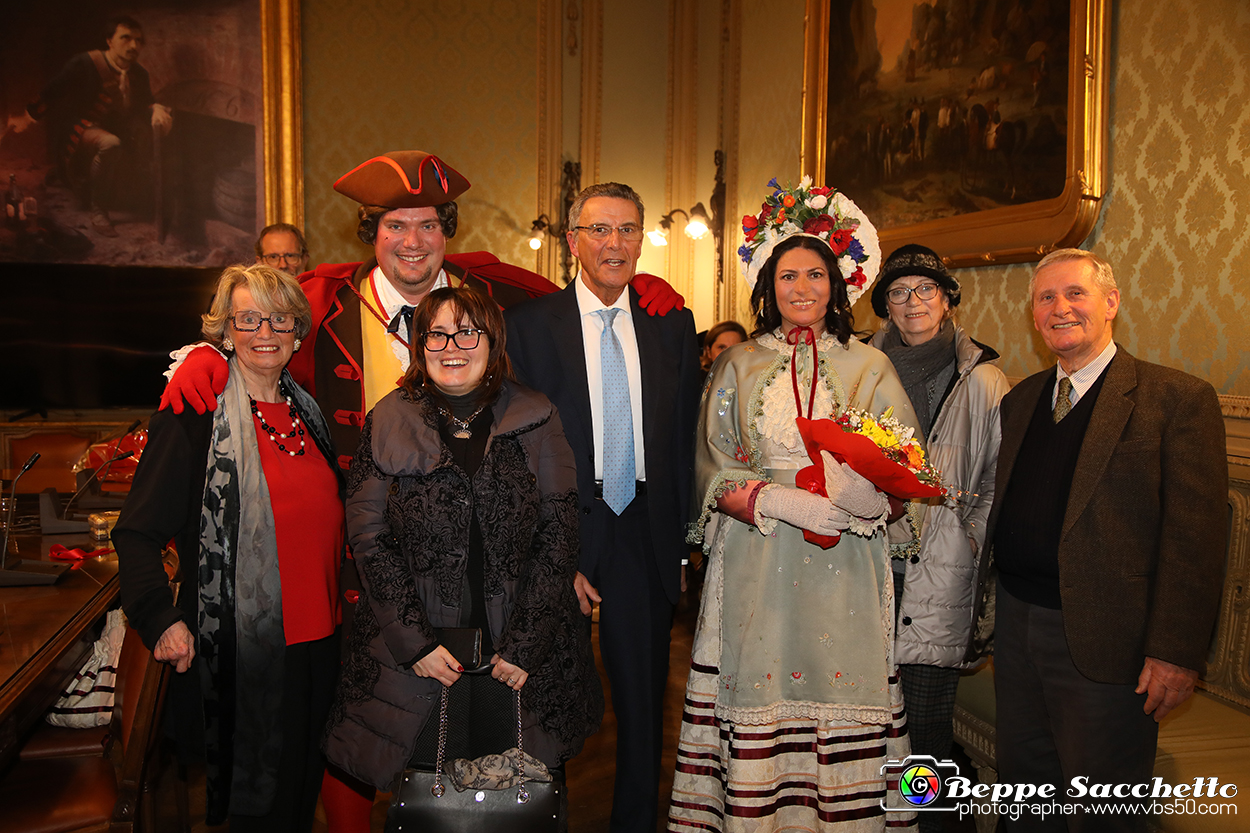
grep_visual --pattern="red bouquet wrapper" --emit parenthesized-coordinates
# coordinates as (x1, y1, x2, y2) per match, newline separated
(794, 416, 944, 549)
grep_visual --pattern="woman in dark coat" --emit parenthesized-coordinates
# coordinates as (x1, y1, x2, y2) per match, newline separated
(322, 286, 602, 797)
(115, 264, 344, 832)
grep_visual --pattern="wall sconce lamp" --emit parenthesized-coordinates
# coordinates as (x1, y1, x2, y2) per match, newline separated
(648, 203, 714, 247)
(527, 214, 552, 250)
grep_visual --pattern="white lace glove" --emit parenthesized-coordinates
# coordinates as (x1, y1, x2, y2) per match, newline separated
(755, 484, 852, 535)
(821, 452, 888, 518)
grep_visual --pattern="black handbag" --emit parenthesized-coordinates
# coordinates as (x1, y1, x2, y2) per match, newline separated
(385, 669, 563, 832)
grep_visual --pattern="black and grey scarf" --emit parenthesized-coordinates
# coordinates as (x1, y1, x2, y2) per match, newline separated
(196, 358, 332, 822)
(880, 319, 957, 437)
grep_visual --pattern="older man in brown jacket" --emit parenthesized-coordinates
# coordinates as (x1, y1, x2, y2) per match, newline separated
(970, 249, 1226, 833)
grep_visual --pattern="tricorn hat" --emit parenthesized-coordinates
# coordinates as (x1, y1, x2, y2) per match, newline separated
(871, 243, 961, 318)
(333, 151, 470, 208)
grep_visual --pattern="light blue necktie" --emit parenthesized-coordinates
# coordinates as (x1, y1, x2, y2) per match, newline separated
(596, 308, 635, 514)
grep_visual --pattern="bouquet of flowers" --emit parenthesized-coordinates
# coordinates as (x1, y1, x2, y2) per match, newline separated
(794, 407, 944, 549)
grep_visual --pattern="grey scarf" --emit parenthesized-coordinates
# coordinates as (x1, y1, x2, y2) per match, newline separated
(880, 320, 957, 437)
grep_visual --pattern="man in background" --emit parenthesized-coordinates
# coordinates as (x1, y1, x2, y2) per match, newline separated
(255, 222, 309, 276)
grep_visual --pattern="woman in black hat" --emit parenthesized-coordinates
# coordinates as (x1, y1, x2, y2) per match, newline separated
(868, 244, 1008, 831)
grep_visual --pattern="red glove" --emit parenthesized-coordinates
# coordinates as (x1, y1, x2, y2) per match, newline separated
(631, 272, 685, 316)
(159, 345, 229, 414)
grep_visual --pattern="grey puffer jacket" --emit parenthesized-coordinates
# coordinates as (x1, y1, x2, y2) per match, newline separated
(871, 323, 1009, 668)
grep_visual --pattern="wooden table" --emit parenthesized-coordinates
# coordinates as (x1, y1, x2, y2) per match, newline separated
(0, 533, 119, 771)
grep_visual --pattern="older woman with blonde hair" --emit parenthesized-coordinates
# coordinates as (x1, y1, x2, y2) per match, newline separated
(115, 263, 344, 833)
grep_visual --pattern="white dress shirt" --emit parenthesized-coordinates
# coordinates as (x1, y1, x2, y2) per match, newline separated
(575, 274, 646, 482)
(1052, 339, 1118, 408)
(370, 265, 449, 324)
(369, 266, 449, 370)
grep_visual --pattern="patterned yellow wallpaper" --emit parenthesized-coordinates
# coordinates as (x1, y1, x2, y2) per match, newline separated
(300, 1, 1249, 396)
(891, 0, 1250, 393)
(301, 0, 539, 271)
(730, 0, 807, 327)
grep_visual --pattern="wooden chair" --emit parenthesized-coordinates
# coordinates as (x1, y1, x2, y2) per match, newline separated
(0, 620, 174, 832)
(7, 432, 92, 494)
(19, 553, 180, 766)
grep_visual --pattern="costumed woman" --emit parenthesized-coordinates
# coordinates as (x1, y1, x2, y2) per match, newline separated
(115, 264, 344, 832)
(868, 245, 1008, 833)
(669, 178, 920, 831)
(322, 286, 602, 825)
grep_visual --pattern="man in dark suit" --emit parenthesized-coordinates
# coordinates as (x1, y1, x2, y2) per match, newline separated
(971, 248, 1226, 832)
(505, 182, 701, 833)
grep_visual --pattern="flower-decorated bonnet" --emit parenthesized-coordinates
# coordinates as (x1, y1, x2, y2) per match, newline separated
(738, 176, 881, 304)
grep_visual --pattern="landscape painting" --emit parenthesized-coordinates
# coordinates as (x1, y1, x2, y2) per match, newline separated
(823, 0, 1071, 228)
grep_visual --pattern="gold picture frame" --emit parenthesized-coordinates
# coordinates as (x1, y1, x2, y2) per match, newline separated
(801, 0, 1110, 268)
(260, 0, 304, 228)
(0, 0, 303, 265)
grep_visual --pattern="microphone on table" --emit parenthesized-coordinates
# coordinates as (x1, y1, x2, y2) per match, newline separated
(1, 452, 40, 560)
(63, 450, 134, 516)
(65, 419, 143, 515)
(4, 452, 77, 584)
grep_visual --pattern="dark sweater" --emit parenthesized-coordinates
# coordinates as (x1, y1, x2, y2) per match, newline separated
(993, 368, 1108, 608)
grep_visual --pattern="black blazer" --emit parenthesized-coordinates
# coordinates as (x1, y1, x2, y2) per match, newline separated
(505, 283, 701, 603)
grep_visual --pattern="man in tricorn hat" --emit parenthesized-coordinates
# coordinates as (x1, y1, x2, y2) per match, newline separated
(161, 150, 681, 465)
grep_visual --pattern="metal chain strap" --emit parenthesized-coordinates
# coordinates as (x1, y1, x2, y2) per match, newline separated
(431, 685, 449, 797)
(515, 686, 529, 803)
(428, 680, 530, 804)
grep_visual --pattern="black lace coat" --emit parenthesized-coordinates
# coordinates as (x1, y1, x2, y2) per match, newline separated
(323, 381, 603, 790)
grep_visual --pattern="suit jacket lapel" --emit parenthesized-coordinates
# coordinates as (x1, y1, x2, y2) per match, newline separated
(629, 288, 664, 450)
(552, 284, 593, 458)
(1062, 349, 1137, 537)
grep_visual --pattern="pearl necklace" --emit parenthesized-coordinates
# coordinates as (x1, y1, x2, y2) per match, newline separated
(250, 395, 306, 456)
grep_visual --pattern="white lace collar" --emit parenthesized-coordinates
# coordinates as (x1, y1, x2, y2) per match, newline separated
(756, 329, 842, 458)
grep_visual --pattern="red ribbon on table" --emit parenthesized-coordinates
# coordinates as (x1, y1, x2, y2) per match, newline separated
(48, 544, 114, 570)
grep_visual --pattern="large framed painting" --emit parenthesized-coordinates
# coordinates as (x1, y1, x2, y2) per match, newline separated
(0, 0, 301, 267)
(801, 0, 1110, 267)
(0, 0, 300, 411)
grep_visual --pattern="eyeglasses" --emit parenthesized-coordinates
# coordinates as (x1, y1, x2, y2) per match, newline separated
(421, 328, 484, 352)
(231, 311, 297, 332)
(886, 283, 941, 305)
(571, 224, 644, 242)
(262, 252, 304, 265)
